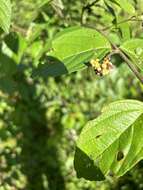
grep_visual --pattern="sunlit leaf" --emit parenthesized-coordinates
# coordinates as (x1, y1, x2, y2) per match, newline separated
(108, 0, 135, 14)
(33, 27, 111, 77)
(0, 0, 11, 33)
(120, 39, 143, 71)
(74, 100, 143, 181)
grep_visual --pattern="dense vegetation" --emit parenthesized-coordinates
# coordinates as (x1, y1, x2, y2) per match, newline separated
(0, 0, 143, 189)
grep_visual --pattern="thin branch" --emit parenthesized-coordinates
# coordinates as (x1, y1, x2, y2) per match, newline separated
(109, 45, 143, 84)
(117, 48, 143, 84)
(103, 16, 143, 31)
(107, 49, 120, 58)
(89, 42, 143, 83)
(11, 24, 27, 36)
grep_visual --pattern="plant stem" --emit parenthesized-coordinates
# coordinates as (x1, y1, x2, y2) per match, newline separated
(103, 15, 143, 31)
(11, 24, 27, 36)
(103, 18, 137, 31)
(118, 49, 143, 84)
(111, 46, 143, 84)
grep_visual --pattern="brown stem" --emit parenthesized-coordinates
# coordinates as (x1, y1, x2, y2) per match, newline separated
(103, 16, 143, 31)
(102, 19, 143, 31)
(117, 49, 143, 84)
(11, 24, 27, 36)
(98, 28, 143, 84)
(110, 46, 143, 84)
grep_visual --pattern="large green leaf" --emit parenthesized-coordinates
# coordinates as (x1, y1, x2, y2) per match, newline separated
(0, 0, 11, 33)
(74, 100, 143, 181)
(33, 26, 111, 77)
(120, 39, 143, 71)
(49, 26, 111, 65)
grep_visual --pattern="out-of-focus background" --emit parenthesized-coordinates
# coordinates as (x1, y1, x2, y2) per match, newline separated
(0, 0, 143, 189)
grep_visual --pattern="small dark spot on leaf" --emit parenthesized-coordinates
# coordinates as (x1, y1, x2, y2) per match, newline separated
(117, 151, 124, 161)
(95, 134, 102, 139)
(109, 171, 114, 177)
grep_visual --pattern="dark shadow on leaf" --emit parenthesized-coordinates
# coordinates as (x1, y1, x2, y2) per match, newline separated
(74, 147, 105, 181)
(0, 52, 17, 94)
(4, 32, 19, 54)
(32, 56, 68, 78)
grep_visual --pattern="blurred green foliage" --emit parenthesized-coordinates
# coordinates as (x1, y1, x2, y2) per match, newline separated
(0, 0, 143, 189)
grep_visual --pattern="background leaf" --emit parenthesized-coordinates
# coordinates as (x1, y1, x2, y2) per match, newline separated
(120, 39, 143, 71)
(108, 0, 135, 14)
(0, 0, 11, 33)
(119, 23, 131, 41)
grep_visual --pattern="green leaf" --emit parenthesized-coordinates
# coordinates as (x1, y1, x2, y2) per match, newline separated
(120, 39, 143, 71)
(118, 22, 131, 42)
(109, 0, 135, 14)
(3, 32, 27, 64)
(51, 0, 64, 10)
(51, 0, 64, 17)
(50, 26, 111, 62)
(32, 56, 68, 77)
(37, 0, 52, 8)
(34, 27, 111, 77)
(0, 0, 11, 33)
(74, 100, 143, 181)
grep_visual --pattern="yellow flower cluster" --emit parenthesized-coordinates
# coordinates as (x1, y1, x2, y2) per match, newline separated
(90, 57, 113, 76)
